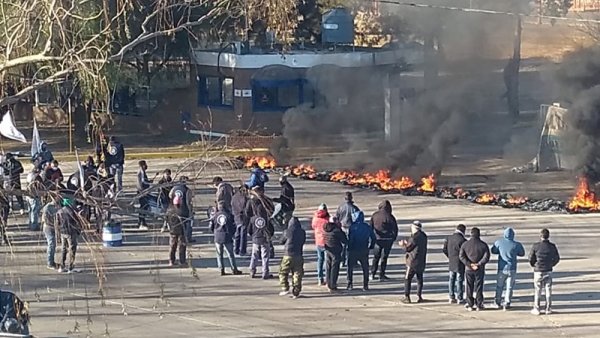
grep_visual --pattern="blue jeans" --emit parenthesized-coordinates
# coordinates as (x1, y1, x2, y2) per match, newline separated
(234, 224, 247, 255)
(495, 270, 517, 306)
(449, 271, 464, 301)
(185, 218, 193, 242)
(110, 164, 123, 191)
(43, 225, 56, 267)
(249, 243, 270, 277)
(27, 197, 41, 231)
(215, 242, 238, 271)
(316, 246, 326, 282)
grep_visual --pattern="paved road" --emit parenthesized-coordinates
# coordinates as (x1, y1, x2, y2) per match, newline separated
(2, 159, 600, 337)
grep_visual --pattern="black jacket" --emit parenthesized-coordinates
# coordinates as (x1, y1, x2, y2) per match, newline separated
(106, 141, 125, 166)
(166, 208, 185, 236)
(443, 231, 467, 273)
(459, 237, 490, 272)
(369, 200, 398, 241)
(245, 196, 273, 245)
(231, 191, 248, 226)
(323, 222, 347, 255)
(529, 240, 560, 272)
(282, 218, 306, 257)
(210, 210, 236, 244)
(280, 181, 295, 204)
(57, 205, 81, 236)
(405, 230, 428, 272)
(2, 159, 23, 182)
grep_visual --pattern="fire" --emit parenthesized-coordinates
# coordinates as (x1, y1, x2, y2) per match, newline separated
(454, 188, 467, 199)
(245, 156, 276, 169)
(506, 196, 528, 205)
(418, 174, 436, 193)
(568, 178, 600, 211)
(475, 193, 497, 204)
(291, 164, 317, 179)
(330, 170, 358, 182)
(329, 169, 415, 191)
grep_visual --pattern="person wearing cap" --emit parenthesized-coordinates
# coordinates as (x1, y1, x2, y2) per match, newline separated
(169, 176, 194, 242)
(245, 162, 269, 189)
(105, 136, 125, 191)
(370, 200, 398, 281)
(443, 224, 467, 304)
(231, 185, 249, 256)
(213, 176, 234, 212)
(323, 215, 347, 292)
(336, 192, 360, 267)
(1, 152, 25, 213)
(311, 203, 330, 286)
(399, 221, 428, 304)
(57, 197, 82, 273)
(491, 227, 525, 310)
(209, 201, 242, 275)
(459, 227, 491, 311)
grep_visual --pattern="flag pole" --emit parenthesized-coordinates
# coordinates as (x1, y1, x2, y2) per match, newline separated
(68, 98, 73, 154)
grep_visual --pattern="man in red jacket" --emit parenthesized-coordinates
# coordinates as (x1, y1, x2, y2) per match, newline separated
(311, 203, 329, 286)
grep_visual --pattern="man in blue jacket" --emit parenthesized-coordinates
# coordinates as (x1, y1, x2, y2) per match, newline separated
(245, 162, 269, 189)
(491, 227, 525, 310)
(346, 211, 376, 291)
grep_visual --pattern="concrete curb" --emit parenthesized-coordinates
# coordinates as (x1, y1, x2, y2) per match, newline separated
(52, 148, 270, 162)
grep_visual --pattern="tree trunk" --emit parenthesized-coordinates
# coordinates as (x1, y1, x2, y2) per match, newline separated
(504, 15, 521, 121)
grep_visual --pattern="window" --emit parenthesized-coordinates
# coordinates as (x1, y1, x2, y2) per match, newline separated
(252, 79, 313, 112)
(198, 76, 234, 107)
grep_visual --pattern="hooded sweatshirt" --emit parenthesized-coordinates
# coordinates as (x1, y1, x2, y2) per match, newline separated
(491, 227, 525, 273)
(282, 218, 306, 257)
(311, 209, 329, 247)
(348, 211, 376, 252)
(323, 221, 347, 255)
(369, 200, 398, 241)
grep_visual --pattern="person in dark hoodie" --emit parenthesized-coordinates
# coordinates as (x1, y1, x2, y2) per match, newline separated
(246, 187, 275, 279)
(459, 227, 491, 311)
(370, 200, 398, 281)
(336, 192, 359, 267)
(57, 197, 82, 273)
(231, 185, 249, 256)
(278, 217, 306, 298)
(210, 201, 242, 276)
(400, 220, 428, 303)
(491, 227, 525, 310)
(105, 136, 125, 192)
(443, 224, 467, 304)
(347, 211, 376, 291)
(323, 216, 347, 292)
(529, 228, 560, 315)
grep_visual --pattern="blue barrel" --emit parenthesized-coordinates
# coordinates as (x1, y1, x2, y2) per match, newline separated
(103, 221, 123, 247)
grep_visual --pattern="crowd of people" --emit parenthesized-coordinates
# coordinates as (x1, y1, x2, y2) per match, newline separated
(204, 162, 561, 315)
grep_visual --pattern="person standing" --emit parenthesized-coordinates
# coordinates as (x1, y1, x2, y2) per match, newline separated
(41, 198, 59, 269)
(399, 221, 428, 304)
(209, 202, 242, 276)
(232, 185, 249, 256)
(246, 188, 275, 279)
(165, 207, 186, 266)
(279, 217, 306, 299)
(346, 211, 376, 291)
(169, 176, 194, 242)
(33, 141, 54, 171)
(106, 136, 125, 192)
(529, 228, 560, 315)
(26, 169, 45, 231)
(44, 160, 64, 189)
(212, 176, 234, 211)
(311, 203, 330, 286)
(57, 198, 82, 273)
(370, 200, 398, 281)
(459, 227, 491, 311)
(323, 216, 347, 292)
(136, 160, 155, 230)
(279, 176, 295, 210)
(336, 192, 360, 267)
(245, 162, 269, 189)
(2, 153, 25, 213)
(443, 224, 467, 304)
(0, 188, 9, 245)
(491, 227, 525, 310)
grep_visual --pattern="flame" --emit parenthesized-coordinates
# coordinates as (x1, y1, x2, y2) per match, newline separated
(506, 196, 528, 205)
(418, 174, 436, 192)
(291, 164, 317, 179)
(454, 188, 467, 199)
(329, 169, 415, 191)
(568, 178, 600, 211)
(245, 156, 276, 169)
(475, 193, 497, 204)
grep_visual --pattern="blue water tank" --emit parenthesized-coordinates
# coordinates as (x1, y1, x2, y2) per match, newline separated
(322, 7, 354, 44)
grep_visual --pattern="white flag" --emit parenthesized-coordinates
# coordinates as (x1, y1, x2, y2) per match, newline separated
(31, 119, 41, 155)
(75, 148, 86, 193)
(0, 111, 26, 143)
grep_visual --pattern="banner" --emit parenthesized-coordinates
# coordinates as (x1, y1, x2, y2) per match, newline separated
(0, 111, 26, 143)
(31, 119, 41, 155)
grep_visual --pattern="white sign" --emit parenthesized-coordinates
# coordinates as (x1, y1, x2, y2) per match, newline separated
(242, 89, 252, 98)
(234, 89, 242, 97)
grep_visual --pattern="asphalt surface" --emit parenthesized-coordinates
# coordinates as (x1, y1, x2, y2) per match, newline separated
(2, 158, 600, 337)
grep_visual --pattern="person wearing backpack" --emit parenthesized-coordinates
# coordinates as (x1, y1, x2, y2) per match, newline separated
(245, 162, 269, 189)
(209, 201, 242, 276)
